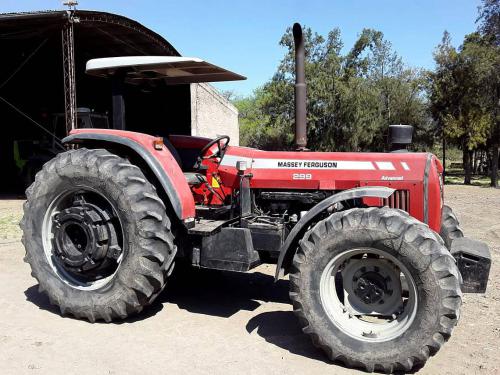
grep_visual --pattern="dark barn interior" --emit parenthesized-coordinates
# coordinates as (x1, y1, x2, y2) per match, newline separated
(0, 10, 192, 193)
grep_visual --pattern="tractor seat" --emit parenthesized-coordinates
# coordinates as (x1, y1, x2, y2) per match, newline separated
(184, 172, 207, 186)
(163, 137, 206, 186)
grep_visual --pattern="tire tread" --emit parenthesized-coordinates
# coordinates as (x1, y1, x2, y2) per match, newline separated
(21, 148, 176, 322)
(289, 207, 462, 372)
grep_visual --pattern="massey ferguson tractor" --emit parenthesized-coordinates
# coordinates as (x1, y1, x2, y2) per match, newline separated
(21, 24, 491, 372)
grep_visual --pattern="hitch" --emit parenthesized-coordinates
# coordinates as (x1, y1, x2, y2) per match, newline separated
(451, 237, 491, 293)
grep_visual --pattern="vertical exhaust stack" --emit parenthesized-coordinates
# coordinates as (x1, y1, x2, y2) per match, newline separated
(293, 23, 307, 151)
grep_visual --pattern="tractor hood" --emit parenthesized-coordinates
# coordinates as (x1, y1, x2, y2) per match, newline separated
(219, 146, 442, 189)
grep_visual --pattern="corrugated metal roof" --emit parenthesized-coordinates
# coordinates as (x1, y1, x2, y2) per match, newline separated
(0, 9, 180, 57)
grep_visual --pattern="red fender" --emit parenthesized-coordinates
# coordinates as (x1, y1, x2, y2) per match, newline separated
(63, 129, 195, 226)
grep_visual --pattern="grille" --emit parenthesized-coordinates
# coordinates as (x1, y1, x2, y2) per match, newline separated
(383, 190, 410, 212)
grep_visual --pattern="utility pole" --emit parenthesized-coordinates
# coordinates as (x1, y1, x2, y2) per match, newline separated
(62, 1, 79, 135)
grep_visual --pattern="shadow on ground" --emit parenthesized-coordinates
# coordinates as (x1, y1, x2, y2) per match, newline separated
(246, 310, 329, 364)
(24, 265, 290, 321)
(24, 285, 61, 316)
(25, 265, 334, 365)
(162, 266, 290, 317)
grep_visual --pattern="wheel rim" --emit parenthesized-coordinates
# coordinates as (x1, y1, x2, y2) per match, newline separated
(42, 187, 125, 290)
(319, 248, 418, 342)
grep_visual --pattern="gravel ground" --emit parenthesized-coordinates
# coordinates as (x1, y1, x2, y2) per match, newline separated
(0, 185, 498, 375)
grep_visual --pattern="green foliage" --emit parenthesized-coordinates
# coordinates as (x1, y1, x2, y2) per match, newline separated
(477, 0, 500, 46)
(237, 26, 433, 151)
(430, 31, 497, 150)
(429, 0, 499, 186)
(234, 88, 292, 150)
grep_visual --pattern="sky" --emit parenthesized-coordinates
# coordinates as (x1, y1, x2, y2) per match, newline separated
(0, 0, 482, 96)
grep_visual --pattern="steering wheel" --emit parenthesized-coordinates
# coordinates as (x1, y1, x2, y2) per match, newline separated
(193, 136, 230, 171)
(199, 135, 230, 160)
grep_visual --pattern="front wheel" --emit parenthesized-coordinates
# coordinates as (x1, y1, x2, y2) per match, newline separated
(21, 148, 176, 322)
(289, 207, 462, 373)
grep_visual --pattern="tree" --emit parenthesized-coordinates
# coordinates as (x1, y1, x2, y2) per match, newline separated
(220, 90, 238, 102)
(233, 89, 290, 150)
(238, 26, 431, 153)
(429, 27, 498, 185)
(477, 0, 500, 187)
(463, 33, 499, 186)
(477, 0, 500, 45)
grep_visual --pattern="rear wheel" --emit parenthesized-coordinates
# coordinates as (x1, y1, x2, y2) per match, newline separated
(440, 205, 464, 249)
(289, 207, 462, 372)
(21, 148, 176, 322)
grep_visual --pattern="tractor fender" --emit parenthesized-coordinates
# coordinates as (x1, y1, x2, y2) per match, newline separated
(62, 129, 195, 227)
(275, 186, 395, 280)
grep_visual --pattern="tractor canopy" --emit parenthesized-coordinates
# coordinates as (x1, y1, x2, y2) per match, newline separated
(86, 56, 246, 84)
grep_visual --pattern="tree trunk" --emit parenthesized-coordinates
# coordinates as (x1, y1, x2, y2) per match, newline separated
(464, 149, 472, 185)
(442, 136, 446, 179)
(491, 143, 499, 188)
(481, 150, 486, 174)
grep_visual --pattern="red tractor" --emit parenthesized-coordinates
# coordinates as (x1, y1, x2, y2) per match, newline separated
(22, 24, 490, 372)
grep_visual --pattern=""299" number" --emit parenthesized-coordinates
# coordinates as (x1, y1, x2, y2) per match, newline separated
(292, 173, 312, 180)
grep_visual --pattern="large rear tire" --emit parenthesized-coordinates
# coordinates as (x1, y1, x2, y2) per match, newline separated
(21, 148, 176, 322)
(289, 207, 461, 373)
(440, 205, 464, 249)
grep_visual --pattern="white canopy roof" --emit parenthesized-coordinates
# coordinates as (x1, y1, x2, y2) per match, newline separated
(86, 56, 246, 84)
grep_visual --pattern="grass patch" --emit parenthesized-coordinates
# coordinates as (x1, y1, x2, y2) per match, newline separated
(0, 213, 23, 240)
(445, 175, 491, 187)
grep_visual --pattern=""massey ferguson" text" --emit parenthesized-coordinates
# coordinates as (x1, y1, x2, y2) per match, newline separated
(277, 161, 338, 168)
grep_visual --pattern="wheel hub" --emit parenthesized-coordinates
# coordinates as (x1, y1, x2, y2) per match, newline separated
(353, 271, 388, 304)
(52, 195, 121, 275)
(342, 258, 403, 316)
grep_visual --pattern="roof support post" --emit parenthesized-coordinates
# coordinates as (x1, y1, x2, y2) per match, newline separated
(62, 11, 78, 135)
(111, 71, 127, 130)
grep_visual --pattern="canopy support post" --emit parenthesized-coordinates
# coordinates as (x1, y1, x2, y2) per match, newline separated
(111, 72, 126, 130)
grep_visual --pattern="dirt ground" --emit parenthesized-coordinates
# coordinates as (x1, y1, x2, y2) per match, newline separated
(0, 185, 499, 375)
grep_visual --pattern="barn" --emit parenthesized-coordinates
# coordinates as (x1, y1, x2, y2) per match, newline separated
(0, 9, 239, 193)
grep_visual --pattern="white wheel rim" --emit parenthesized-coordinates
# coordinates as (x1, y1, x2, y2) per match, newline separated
(319, 248, 418, 342)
